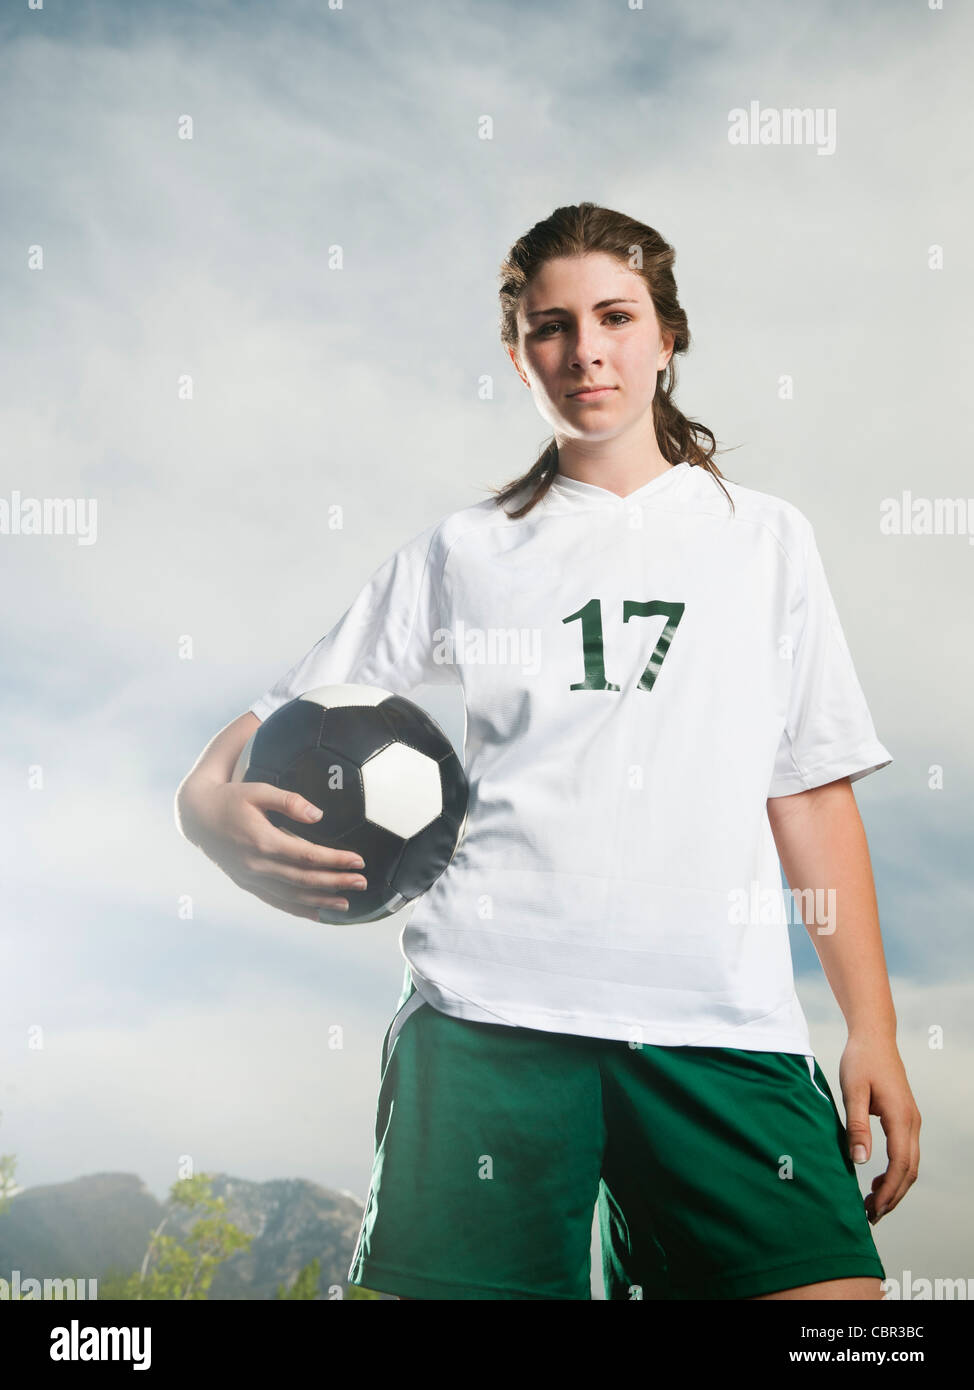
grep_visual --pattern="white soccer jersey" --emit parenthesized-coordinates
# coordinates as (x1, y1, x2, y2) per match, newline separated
(249, 461, 893, 1053)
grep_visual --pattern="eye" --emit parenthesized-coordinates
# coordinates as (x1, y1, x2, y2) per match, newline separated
(536, 313, 632, 337)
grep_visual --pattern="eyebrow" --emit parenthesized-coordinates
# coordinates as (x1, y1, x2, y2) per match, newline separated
(525, 297, 640, 320)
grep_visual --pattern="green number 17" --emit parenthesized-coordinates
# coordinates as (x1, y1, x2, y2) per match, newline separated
(563, 598, 686, 692)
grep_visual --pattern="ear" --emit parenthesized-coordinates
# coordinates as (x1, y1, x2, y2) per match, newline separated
(507, 346, 530, 388)
(658, 331, 675, 372)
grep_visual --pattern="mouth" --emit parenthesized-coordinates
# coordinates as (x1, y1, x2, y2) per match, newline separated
(567, 386, 617, 401)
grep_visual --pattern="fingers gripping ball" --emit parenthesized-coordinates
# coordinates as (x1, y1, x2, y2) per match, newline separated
(232, 684, 469, 924)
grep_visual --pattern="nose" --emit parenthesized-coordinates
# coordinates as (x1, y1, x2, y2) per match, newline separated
(570, 337, 603, 369)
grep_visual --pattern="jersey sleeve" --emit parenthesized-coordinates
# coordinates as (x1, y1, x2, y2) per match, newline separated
(248, 520, 455, 722)
(767, 517, 892, 797)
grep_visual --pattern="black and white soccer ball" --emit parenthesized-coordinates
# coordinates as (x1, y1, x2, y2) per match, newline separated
(232, 684, 468, 924)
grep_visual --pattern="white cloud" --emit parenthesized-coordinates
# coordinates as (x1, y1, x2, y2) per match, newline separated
(2, 975, 400, 1205)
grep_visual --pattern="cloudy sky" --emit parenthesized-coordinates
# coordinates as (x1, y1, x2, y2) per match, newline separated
(1, 0, 970, 1298)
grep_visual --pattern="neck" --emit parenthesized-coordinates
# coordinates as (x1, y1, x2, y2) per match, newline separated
(553, 415, 671, 499)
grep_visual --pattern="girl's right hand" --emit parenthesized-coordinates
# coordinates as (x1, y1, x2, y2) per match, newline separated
(183, 780, 368, 921)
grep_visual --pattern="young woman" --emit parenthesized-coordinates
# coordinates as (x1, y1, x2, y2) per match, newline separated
(176, 203, 920, 1301)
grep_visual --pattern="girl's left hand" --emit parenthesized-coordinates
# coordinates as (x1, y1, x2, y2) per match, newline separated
(838, 1033, 922, 1225)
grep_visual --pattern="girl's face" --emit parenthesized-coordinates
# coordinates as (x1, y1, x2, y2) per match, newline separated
(510, 251, 674, 444)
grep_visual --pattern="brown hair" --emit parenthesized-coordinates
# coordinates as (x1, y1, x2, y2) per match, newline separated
(490, 202, 736, 519)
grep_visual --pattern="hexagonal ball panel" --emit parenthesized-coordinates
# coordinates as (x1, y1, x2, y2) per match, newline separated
(394, 813, 463, 900)
(282, 747, 366, 843)
(378, 694, 455, 759)
(252, 699, 325, 773)
(361, 742, 443, 839)
(318, 706, 394, 767)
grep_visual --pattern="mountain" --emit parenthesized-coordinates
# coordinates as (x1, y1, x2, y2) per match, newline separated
(0, 1171, 393, 1300)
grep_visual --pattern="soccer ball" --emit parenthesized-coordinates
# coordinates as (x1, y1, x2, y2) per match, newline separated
(232, 684, 468, 924)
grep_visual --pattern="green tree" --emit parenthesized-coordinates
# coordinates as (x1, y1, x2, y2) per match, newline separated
(345, 1282, 382, 1300)
(274, 1260, 383, 1300)
(0, 1154, 17, 1216)
(275, 1256, 321, 1299)
(99, 1173, 252, 1300)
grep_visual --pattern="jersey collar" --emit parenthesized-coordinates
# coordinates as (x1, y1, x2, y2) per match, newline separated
(547, 460, 691, 508)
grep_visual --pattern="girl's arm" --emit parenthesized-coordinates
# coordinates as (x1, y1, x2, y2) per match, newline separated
(767, 777, 921, 1225)
(768, 777, 896, 1035)
(176, 711, 260, 844)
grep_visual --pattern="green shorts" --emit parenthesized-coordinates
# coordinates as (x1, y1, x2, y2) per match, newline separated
(347, 974, 885, 1300)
